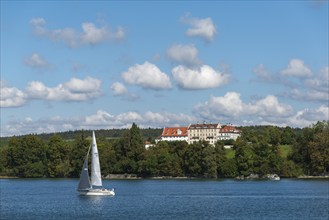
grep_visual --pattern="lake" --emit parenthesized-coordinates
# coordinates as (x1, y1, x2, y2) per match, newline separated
(1, 179, 328, 219)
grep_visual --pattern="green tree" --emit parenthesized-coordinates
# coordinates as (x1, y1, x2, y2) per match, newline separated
(234, 138, 254, 176)
(69, 131, 90, 177)
(113, 123, 145, 174)
(214, 141, 227, 177)
(47, 135, 70, 177)
(98, 138, 117, 176)
(281, 126, 296, 145)
(6, 135, 47, 177)
(184, 141, 217, 178)
(253, 141, 272, 175)
(308, 124, 329, 175)
(268, 126, 281, 147)
(289, 127, 314, 175)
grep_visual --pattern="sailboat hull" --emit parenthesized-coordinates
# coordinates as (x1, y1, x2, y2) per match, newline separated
(78, 188, 115, 196)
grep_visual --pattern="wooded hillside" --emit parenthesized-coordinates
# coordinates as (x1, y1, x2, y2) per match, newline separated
(0, 121, 327, 178)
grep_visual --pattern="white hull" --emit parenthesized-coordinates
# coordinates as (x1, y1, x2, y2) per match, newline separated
(267, 174, 280, 181)
(79, 188, 115, 196)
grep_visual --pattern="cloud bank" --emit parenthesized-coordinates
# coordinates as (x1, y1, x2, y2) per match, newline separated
(0, 77, 102, 107)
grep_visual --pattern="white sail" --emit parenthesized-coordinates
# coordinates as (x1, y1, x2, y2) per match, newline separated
(91, 131, 103, 187)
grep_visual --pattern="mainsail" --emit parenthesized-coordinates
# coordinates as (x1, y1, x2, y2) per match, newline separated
(91, 131, 103, 187)
(78, 146, 91, 190)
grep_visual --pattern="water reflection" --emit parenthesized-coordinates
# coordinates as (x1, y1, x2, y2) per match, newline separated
(78, 194, 114, 207)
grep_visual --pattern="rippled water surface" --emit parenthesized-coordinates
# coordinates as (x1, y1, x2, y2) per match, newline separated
(1, 179, 328, 219)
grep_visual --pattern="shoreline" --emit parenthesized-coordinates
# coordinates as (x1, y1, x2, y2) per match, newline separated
(1, 175, 329, 180)
(297, 175, 329, 179)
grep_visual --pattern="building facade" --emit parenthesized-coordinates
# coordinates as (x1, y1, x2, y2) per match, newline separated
(218, 125, 241, 141)
(155, 127, 188, 143)
(156, 123, 241, 146)
(188, 123, 222, 145)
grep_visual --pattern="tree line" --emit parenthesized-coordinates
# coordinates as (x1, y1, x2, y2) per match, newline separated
(0, 121, 328, 178)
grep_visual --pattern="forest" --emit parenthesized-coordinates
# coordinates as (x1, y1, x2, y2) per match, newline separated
(0, 121, 328, 178)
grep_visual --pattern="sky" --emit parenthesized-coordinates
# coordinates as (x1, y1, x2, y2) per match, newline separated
(1, 1, 328, 136)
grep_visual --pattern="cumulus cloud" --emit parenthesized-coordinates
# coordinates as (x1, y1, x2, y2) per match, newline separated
(122, 61, 172, 90)
(304, 67, 328, 92)
(181, 14, 216, 42)
(288, 105, 329, 128)
(249, 95, 293, 118)
(194, 92, 293, 123)
(280, 59, 312, 77)
(167, 44, 201, 66)
(64, 77, 101, 93)
(252, 64, 275, 82)
(253, 61, 327, 103)
(282, 66, 328, 103)
(172, 65, 229, 89)
(24, 53, 50, 68)
(26, 77, 101, 101)
(111, 82, 128, 96)
(110, 82, 139, 101)
(30, 17, 125, 47)
(288, 88, 328, 102)
(85, 110, 115, 126)
(0, 81, 27, 108)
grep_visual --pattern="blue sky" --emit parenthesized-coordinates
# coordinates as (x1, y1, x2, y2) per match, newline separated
(1, 1, 328, 136)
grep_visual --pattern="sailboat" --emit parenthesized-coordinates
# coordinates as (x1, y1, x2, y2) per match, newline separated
(77, 131, 115, 196)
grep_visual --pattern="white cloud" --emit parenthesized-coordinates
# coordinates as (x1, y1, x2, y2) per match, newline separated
(85, 110, 115, 126)
(181, 15, 216, 42)
(1, 110, 197, 136)
(288, 105, 329, 128)
(194, 92, 293, 123)
(30, 17, 46, 26)
(64, 77, 101, 93)
(111, 82, 128, 96)
(26, 76, 102, 102)
(0, 81, 27, 108)
(249, 95, 293, 117)
(280, 59, 312, 77)
(122, 61, 172, 90)
(194, 92, 244, 119)
(30, 17, 125, 47)
(304, 67, 328, 92)
(283, 66, 329, 103)
(172, 65, 229, 89)
(110, 82, 139, 101)
(24, 53, 50, 68)
(167, 44, 201, 66)
(289, 88, 328, 102)
(2, 104, 327, 136)
(252, 64, 274, 82)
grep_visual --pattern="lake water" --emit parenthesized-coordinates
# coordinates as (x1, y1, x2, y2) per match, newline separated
(1, 179, 328, 219)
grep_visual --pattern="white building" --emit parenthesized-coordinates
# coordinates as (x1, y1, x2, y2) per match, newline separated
(156, 127, 188, 143)
(157, 123, 241, 146)
(144, 141, 155, 149)
(218, 125, 241, 141)
(188, 123, 221, 145)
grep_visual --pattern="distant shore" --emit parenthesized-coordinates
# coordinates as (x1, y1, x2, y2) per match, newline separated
(297, 175, 329, 179)
(1, 175, 329, 180)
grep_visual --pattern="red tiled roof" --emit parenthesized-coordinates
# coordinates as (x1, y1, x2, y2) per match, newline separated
(220, 125, 241, 133)
(161, 127, 188, 137)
